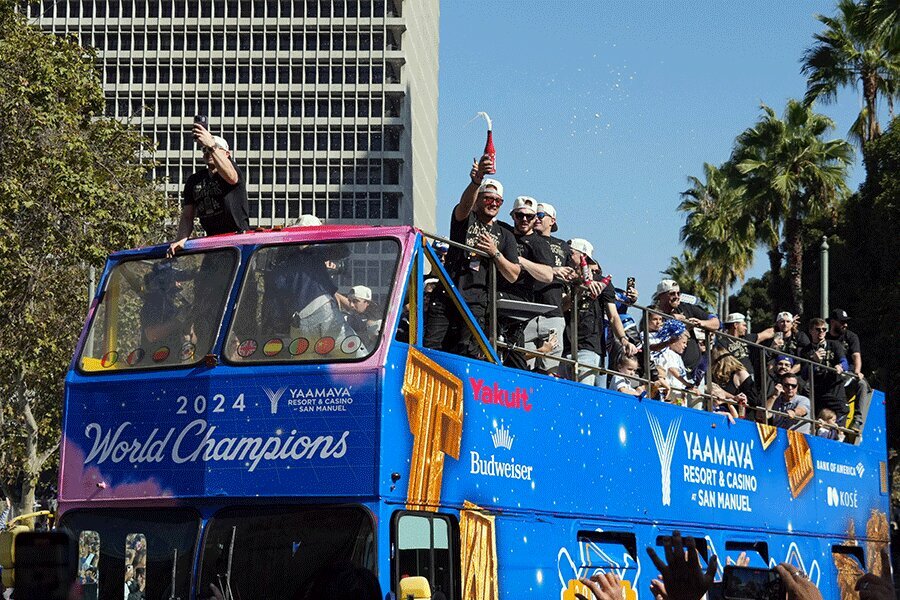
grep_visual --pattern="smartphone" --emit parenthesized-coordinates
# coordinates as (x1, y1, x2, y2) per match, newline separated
(626, 276, 636, 289)
(13, 531, 78, 600)
(723, 566, 783, 600)
(194, 114, 208, 129)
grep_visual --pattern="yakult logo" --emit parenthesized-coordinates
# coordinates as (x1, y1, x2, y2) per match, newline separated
(469, 378, 533, 412)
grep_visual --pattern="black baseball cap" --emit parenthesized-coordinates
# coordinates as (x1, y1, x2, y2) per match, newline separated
(829, 308, 850, 322)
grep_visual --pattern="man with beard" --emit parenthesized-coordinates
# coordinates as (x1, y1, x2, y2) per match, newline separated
(423, 154, 520, 357)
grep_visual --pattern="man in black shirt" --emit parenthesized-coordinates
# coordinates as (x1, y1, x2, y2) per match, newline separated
(423, 154, 520, 357)
(562, 239, 636, 386)
(826, 308, 869, 437)
(763, 311, 810, 374)
(497, 196, 554, 369)
(718, 312, 774, 381)
(168, 126, 249, 257)
(652, 279, 720, 371)
(802, 317, 849, 424)
(527, 202, 575, 374)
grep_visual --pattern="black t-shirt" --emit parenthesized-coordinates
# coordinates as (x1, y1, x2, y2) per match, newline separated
(565, 283, 616, 355)
(182, 162, 250, 235)
(499, 230, 554, 302)
(717, 332, 759, 374)
(446, 211, 518, 305)
(826, 329, 861, 361)
(534, 235, 570, 318)
(663, 303, 714, 370)
(763, 330, 811, 361)
(259, 247, 339, 333)
(802, 339, 847, 405)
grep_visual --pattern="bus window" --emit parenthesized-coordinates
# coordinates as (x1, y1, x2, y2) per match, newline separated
(124, 533, 146, 600)
(392, 511, 459, 600)
(224, 239, 400, 363)
(198, 506, 376, 599)
(79, 250, 238, 372)
(58, 508, 198, 600)
(77, 531, 100, 600)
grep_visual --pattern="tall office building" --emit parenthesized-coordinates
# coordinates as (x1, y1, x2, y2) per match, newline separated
(26, 0, 439, 232)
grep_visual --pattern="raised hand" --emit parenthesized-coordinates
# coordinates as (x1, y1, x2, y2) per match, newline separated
(576, 573, 624, 600)
(774, 563, 823, 600)
(855, 547, 895, 600)
(645, 531, 717, 600)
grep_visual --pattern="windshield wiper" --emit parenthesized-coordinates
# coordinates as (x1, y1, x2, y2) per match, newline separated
(168, 549, 180, 600)
(216, 526, 237, 600)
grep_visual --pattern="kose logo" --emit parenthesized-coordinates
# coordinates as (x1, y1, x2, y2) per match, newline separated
(826, 486, 858, 508)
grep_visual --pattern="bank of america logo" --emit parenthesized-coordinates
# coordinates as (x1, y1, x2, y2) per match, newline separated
(855, 462, 865, 478)
(646, 410, 682, 506)
(263, 386, 287, 414)
(491, 423, 515, 450)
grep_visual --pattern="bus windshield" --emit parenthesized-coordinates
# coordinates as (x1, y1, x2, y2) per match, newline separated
(224, 238, 399, 363)
(80, 250, 238, 372)
(59, 508, 199, 600)
(198, 506, 376, 599)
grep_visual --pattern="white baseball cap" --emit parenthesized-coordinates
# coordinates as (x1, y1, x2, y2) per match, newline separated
(292, 214, 322, 227)
(211, 135, 230, 152)
(724, 312, 747, 325)
(568, 238, 596, 263)
(349, 285, 372, 301)
(537, 202, 559, 232)
(478, 178, 504, 199)
(510, 196, 537, 215)
(776, 311, 793, 323)
(654, 279, 680, 298)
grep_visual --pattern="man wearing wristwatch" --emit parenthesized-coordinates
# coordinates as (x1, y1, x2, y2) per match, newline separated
(167, 123, 249, 257)
(423, 154, 520, 358)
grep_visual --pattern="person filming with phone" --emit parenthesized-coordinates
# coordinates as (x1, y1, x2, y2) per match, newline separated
(168, 116, 249, 257)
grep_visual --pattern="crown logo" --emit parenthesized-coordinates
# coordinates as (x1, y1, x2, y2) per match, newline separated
(491, 422, 514, 450)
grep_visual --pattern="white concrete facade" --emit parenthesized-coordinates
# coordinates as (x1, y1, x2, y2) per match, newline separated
(28, 0, 438, 231)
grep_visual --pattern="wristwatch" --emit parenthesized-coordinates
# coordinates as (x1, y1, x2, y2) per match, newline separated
(493, 250, 501, 260)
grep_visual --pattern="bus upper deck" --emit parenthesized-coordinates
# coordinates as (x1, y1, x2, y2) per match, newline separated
(57, 224, 891, 600)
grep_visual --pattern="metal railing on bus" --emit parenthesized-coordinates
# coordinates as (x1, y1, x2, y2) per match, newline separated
(419, 232, 863, 442)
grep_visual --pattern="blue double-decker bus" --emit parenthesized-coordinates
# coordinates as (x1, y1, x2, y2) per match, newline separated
(58, 224, 890, 599)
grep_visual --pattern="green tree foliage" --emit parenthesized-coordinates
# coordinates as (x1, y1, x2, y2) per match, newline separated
(802, 0, 900, 145)
(735, 100, 854, 316)
(0, 4, 172, 520)
(677, 162, 755, 316)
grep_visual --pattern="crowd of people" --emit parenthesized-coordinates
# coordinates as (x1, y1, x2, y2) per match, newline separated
(162, 125, 868, 440)
(420, 153, 870, 441)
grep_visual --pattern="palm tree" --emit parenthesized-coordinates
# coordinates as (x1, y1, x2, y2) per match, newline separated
(866, 0, 900, 50)
(677, 163, 756, 316)
(802, 0, 900, 145)
(735, 101, 854, 315)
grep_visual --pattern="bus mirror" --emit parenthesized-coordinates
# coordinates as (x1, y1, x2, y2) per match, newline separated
(399, 575, 432, 599)
(0, 524, 31, 588)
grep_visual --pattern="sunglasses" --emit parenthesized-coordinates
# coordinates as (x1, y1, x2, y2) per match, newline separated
(535, 212, 549, 219)
(668, 291, 681, 297)
(513, 212, 535, 221)
(482, 196, 503, 206)
(813, 327, 827, 332)
(783, 383, 798, 388)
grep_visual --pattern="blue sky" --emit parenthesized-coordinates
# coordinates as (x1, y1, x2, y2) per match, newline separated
(436, 0, 868, 305)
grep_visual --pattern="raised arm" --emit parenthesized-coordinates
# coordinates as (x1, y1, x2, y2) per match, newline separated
(454, 154, 493, 222)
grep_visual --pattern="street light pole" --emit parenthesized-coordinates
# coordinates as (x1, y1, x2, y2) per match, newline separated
(820, 236, 829, 318)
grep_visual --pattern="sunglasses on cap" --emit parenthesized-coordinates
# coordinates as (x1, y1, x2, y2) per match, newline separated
(513, 212, 535, 221)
